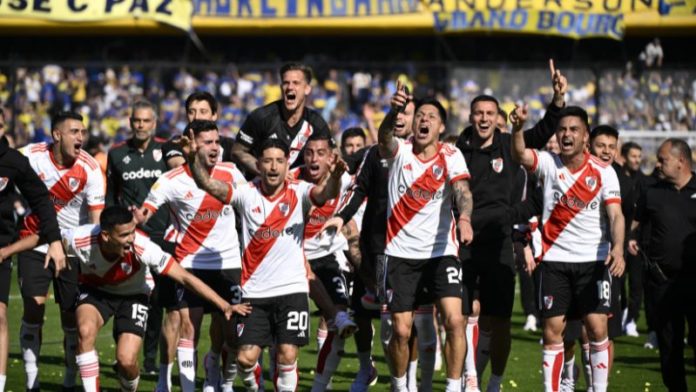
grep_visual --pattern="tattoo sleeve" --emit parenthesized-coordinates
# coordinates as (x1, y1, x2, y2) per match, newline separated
(188, 157, 231, 203)
(453, 180, 473, 219)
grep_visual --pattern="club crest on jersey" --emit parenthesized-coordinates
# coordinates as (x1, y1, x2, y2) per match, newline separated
(491, 158, 504, 173)
(279, 202, 290, 216)
(237, 323, 245, 337)
(121, 262, 132, 274)
(68, 177, 81, 192)
(122, 156, 131, 165)
(543, 295, 554, 310)
(585, 176, 598, 192)
(432, 164, 444, 180)
(153, 149, 162, 162)
(0, 177, 8, 192)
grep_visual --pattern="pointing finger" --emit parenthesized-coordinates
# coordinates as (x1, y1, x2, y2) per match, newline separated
(549, 58, 556, 79)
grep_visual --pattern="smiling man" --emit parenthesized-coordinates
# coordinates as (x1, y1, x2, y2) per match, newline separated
(232, 63, 331, 177)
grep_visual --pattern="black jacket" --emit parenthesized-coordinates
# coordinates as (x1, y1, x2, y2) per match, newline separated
(0, 136, 60, 246)
(455, 103, 562, 241)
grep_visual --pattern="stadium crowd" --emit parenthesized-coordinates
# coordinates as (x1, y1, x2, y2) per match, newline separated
(0, 61, 694, 392)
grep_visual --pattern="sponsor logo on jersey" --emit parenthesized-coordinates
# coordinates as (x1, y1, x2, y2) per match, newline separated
(269, 134, 278, 139)
(237, 323, 245, 337)
(153, 149, 162, 162)
(121, 168, 163, 181)
(552, 192, 599, 210)
(238, 131, 253, 145)
(68, 177, 81, 192)
(0, 177, 8, 192)
(252, 206, 261, 214)
(543, 295, 554, 310)
(248, 222, 302, 240)
(585, 176, 598, 192)
(491, 157, 504, 173)
(122, 156, 131, 165)
(185, 206, 233, 222)
(432, 164, 444, 179)
(397, 184, 444, 201)
(297, 331, 306, 338)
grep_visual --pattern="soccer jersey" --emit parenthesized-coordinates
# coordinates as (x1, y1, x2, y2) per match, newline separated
(230, 179, 316, 298)
(385, 139, 470, 259)
(20, 143, 105, 253)
(142, 162, 245, 270)
(290, 167, 351, 260)
(64, 224, 175, 296)
(531, 150, 622, 262)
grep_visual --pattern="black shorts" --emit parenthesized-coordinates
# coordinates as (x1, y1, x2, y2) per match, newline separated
(309, 253, 349, 307)
(386, 255, 462, 313)
(18, 250, 79, 312)
(177, 268, 242, 313)
(538, 261, 612, 319)
(234, 292, 309, 348)
(77, 287, 150, 338)
(607, 273, 624, 339)
(0, 260, 11, 305)
(460, 236, 515, 317)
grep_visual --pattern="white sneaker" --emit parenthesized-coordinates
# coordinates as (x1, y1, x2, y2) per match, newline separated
(523, 314, 538, 332)
(332, 311, 358, 338)
(350, 363, 378, 392)
(559, 378, 575, 392)
(625, 320, 639, 337)
(463, 374, 481, 392)
(203, 379, 219, 392)
(644, 331, 658, 349)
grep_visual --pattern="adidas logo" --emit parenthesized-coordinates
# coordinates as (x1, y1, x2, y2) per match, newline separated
(542, 361, 550, 367)
(184, 191, 194, 200)
(595, 363, 608, 369)
(252, 206, 261, 214)
(297, 331, 306, 338)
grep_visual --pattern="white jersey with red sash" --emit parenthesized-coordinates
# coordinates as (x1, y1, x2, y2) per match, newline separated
(142, 162, 245, 270)
(229, 179, 315, 298)
(63, 224, 175, 296)
(385, 139, 470, 259)
(531, 150, 621, 262)
(289, 167, 351, 260)
(20, 143, 105, 253)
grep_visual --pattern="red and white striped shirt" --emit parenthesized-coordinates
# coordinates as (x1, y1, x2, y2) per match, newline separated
(143, 163, 245, 270)
(385, 139, 470, 259)
(531, 150, 621, 262)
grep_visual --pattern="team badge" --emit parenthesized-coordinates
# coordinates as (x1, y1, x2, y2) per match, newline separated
(584, 176, 598, 192)
(121, 262, 132, 274)
(237, 323, 245, 337)
(491, 158, 504, 173)
(432, 164, 443, 180)
(543, 295, 554, 310)
(0, 177, 8, 192)
(279, 202, 289, 216)
(153, 149, 162, 162)
(122, 156, 131, 165)
(68, 177, 81, 192)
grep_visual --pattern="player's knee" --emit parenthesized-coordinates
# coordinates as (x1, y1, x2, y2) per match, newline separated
(116, 351, 139, 374)
(442, 313, 465, 334)
(392, 321, 413, 341)
(77, 322, 98, 341)
(237, 352, 257, 369)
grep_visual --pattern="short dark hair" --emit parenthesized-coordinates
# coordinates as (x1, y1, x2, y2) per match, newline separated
(590, 125, 619, 142)
(259, 139, 289, 158)
(415, 97, 447, 124)
(557, 106, 590, 133)
(498, 108, 508, 124)
(664, 138, 692, 164)
(470, 95, 500, 112)
(51, 111, 83, 132)
(341, 127, 366, 147)
(280, 63, 313, 84)
(621, 141, 642, 158)
(185, 120, 218, 138)
(100, 206, 134, 232)
(185, 91, 218, 115)
(307, 132, 336, 148)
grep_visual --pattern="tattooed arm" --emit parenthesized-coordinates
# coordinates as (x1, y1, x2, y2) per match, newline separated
(453, 179, 474, 245)
(183, 134, 234, 204)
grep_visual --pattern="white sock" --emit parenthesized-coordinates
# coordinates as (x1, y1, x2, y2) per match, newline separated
(563, 355, 576, 382)
(581, 343, 593, 388)
(0, 374, 6, 392)
(157, 362, 174, 391)
(177, 338, 196, 392)
(63, 327, 78, 388)
(446, 377, 462, 392)
(240, 362, 261, 391)
(380, 311, 393, 368)
(464, 316, 479, 377)
(76, 350, 100, 392)
(118, 374, 139, 392)
(357, 350, 373, 371)
(276, 361, 298, 392)
(486, 373, 502, 392)
(392, 375, 408, 392)
(590, 338, 610, 392)
(20, 321, 41, 390)
(204, 350, 221, 385)
(317, 327, 328, 352)
(475, 329, 491, 380)
(407, 359, 418, 392)
(414, 310, 436, 391)
(221, 343, 237, 388)
(312, 331, 345, 391)
(542, 343, 564, 392)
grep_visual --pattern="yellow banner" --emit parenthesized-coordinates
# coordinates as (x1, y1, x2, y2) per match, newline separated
(0, 0, 193, 31)
(194, 0, 423, 18)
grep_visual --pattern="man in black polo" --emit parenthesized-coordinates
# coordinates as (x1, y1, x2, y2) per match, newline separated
(232, 63, 331, 176)
(106, 99, 169, 374)
(628, 138, 696, 392)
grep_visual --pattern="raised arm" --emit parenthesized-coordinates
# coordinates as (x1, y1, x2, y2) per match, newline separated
(523, 59, 568, 149)
(378, 81, 411, 159)
(182, 132, 233, 204)
(311, 158, 347, 207)
(453, 179, 474, 245)
(510, 104, 536, 169)
(605, 203, 626, 277)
